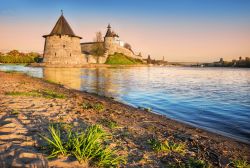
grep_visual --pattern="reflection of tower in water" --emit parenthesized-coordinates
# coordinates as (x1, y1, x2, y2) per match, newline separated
(43, 67, 130, 98)
(80, 68, 120, 97)
(43, 68, 82, 90)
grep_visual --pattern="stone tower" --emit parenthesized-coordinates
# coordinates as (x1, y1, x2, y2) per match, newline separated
(104, 24, 114, 49)
(43, 13, 85, 65)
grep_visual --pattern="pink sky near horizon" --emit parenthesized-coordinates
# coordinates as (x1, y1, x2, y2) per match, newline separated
(0, 16, 249, 62)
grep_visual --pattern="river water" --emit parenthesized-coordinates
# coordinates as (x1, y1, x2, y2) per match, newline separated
(1, 65, 249, 143)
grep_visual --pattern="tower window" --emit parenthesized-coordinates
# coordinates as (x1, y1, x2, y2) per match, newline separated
(63, 45, 65, 48)
(55, 52, 56, 56)
(70, 53, 71, 56)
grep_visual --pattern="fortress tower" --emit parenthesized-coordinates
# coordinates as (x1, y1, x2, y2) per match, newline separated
(43, 13, 85, 65)
(104, 24, 114, 49)
(102, 24, 136, 58)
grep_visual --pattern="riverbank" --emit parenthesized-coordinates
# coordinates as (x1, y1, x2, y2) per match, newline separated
(0, 71, 249, 167)
(29, 63, 149, 68)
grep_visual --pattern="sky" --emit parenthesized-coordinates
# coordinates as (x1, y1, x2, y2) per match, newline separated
(0, 0, 250, 62)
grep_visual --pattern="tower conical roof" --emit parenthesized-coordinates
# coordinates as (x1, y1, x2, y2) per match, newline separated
(43, 14, 81, 38)
(105, 24, 113, 37)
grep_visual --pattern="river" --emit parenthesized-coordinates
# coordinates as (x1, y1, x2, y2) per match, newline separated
(1, 65, 249, 143)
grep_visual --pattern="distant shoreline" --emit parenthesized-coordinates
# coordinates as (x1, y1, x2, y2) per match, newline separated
(1, 63, 250, 69)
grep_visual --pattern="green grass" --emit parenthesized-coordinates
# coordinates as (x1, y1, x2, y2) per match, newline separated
(82, 102, 105, 112)
(231, 159, 249, 168)
(5, 91, 41, 97)
(93, 103, 105, 111)
(42, 90, 66, 99)
(99, 119, 118, 129)
(82, 102, 93, 109)
(164, 158, 211, 168)
(148, 138, 186, 155)
(41, 124, 69, 158)
(10, 109, 19, 115)
(44, 79, 60, 85)
(5, 90, 66, 99)
(105, 53, 142, 65)
(187, 158, 211, 168)
(41, 124, 126, 167)
(4, 70, 19, 73)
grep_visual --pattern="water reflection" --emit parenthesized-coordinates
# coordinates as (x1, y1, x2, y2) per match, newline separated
(43, 68, 82, 89)
(80, 68, 129, 98)
(43, 68, 122, 97)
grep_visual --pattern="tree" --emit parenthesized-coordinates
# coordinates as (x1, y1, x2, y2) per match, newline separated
(27, 52, 40, 57)
(124, 43, 132, 50)
(94, 31, 103, 42)
(7, 50, 21, 56)
(91, 31, 105, 60)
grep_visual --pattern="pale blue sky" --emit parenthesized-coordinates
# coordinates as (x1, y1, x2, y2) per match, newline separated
(0, 0, 250, 62)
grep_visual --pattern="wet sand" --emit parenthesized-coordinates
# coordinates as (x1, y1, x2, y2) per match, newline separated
(0, 71, 249, 167)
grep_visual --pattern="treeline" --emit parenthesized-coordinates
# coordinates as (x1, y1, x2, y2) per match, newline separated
(0, 50, 42, 63)
(204, 57, 250, 68)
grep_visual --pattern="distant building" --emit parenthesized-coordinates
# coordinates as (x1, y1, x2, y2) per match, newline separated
(147, 55, 151, 64)
(219, 58, 224, 63)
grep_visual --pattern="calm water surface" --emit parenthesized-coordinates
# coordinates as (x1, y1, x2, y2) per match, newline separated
(1, 65, 250, 143)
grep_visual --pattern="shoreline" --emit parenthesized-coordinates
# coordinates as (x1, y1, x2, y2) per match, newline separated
(0, 71, 249, 167)
(29, 62, 149, 68)
(1, 63, 250, 69)
(93, 94, 249, 145)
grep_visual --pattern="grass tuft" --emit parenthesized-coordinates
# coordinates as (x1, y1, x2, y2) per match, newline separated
(99, 119, 118, 129)
(93, 103, 105, 111)
(41, 124, 126, 167)
(5, 91, 40, 97)
(10, 109, 19, 115)
(5, 89, 66, 99)
(82, 102, 93, 109)
(187, 158, 211, 168)
(41, 89, 66, 99)
(231, 159, 249, 168)
(148, 138, 186, 155)
(44, 79, 60, 85)
(82, 102, 105, 112)
(41, 124, 68, 158)
(4, 70, 18, 73)
(72, 125, 107, 163)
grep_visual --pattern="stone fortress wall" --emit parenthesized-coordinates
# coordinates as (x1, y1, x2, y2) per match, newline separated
(81, 41, 140, 64)
(105, 42, 136, 58)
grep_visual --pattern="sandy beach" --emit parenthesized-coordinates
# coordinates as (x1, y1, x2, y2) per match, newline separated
(0, 71, 249, 168)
